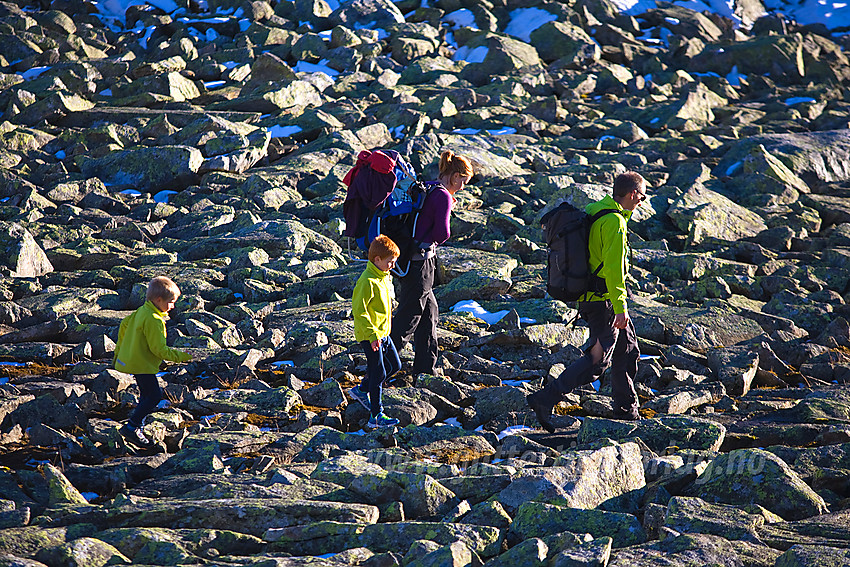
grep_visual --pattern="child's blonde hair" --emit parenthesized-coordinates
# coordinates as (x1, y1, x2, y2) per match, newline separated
(147, 276, 181, 302)
(369, 234, 400, 263)
(438, 150, 474, 179)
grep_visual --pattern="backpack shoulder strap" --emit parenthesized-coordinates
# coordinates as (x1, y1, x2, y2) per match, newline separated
(589, 208, 621, 224)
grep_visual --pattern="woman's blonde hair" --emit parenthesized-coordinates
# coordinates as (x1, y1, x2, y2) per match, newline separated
(438, 150, 474, 179)
(147, 276, 181, 302)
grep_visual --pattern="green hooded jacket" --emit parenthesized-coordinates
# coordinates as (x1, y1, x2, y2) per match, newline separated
(113, 301, 191, 374)
(352, 261, 395, 343)
(582, 194, 632, 314)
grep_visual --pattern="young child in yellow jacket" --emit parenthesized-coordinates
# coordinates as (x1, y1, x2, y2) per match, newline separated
(350, 235, 402, 428)
(114, 276, 192, 447)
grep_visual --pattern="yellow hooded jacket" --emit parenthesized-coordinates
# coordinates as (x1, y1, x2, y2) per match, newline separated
(352, 261, 394, 343)
(113, 301, 191, 374)
(582, 194, 632, 314)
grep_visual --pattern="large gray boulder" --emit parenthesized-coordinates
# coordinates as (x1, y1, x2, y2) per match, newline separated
(667, 184, 768, 245)
(497, 441, 645, 511)
(80, 145, 203, 192)
(689, 448, 828, 520)
(0, 222, 53, 277)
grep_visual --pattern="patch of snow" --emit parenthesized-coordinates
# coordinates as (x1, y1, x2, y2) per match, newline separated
(504, 7, 557, 42)
(138, 26, 156, 50)
(81, 492, 99, 502)
(204, 80, 226, 89)
(764, 0, 850, 30)
(591, 379, 601, 391)
(498, 424, 536, 439)
(271, 360, 295, 367)
(21, 66, 50, 80)
(99, 89, 112, 96)
(268, 125, 303, 138)
(451, 300, 510, 325)
(444, 8, 477, 29)
(442, 417, 462, 427)
(452, 44, 488, 63)
(725, 161, 742, 176)
(294, 60, 340, 76)
(453, 128, 480, 135)
(487, 127, 517, 135)
(92, 0, 178, 22)
(784, 97, 817, 105)
(726, 65, 746, 86)
(153, 190, 177, 203)
(445, 31, 458, 49)
(55, 150, 67, 159)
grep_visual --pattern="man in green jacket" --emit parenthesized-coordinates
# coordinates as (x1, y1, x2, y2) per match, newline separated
(527, 171, 647, 432)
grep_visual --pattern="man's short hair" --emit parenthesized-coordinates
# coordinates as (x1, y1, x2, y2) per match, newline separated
(369, 234, 400, 262)
(147, 276, 181, 302)
(613, 171, 646, 198)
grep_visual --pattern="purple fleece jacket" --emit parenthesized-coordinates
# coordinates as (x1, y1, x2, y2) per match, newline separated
(413, 184, 453, 245)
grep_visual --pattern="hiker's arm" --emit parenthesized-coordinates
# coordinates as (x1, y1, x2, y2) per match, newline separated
(600, 216, 628, 314)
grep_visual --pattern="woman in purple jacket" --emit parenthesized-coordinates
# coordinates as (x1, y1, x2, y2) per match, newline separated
(390, 150, 474, 375)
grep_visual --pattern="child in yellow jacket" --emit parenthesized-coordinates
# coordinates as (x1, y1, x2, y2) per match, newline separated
(350, 235, 402, 428)
(114, 276, 192, 447)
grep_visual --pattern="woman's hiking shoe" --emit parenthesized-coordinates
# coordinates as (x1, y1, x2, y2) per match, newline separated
(119, 424, 153, 448)
(349, 386, 370, 411)
(367, 412, 399, 428)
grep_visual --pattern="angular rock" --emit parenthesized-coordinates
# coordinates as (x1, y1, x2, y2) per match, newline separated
(0, 222, 53, 277)
(690, 448, 828, 521)
(497, 442, 645, 512)
(667, 184, 768, 245)
(80, 145, 203, 193)
(577, 416, 726, 453)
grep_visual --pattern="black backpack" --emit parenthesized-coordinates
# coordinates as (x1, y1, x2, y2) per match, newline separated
(371, 179, 438, 277)
(541, 202, 620, 302)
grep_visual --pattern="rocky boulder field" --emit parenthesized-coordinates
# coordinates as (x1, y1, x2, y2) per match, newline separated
(2, 0, 850, 564)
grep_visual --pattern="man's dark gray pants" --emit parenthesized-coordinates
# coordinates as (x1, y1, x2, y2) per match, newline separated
(540, 300, 639, 413)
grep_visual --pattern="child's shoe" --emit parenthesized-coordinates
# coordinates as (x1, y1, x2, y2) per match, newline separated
(119, 424, 153, 448)
(367, 412, 399, 428)
(349, 386, 370, 411)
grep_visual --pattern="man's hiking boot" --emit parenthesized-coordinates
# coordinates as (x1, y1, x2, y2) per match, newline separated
(119, 424, 153, 448)
(367, 412, 399, 429)
(349, 386, 370, 411)
(526, 391, 556, 433)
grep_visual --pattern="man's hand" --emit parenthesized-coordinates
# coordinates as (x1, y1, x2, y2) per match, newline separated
(370, 339, 380, 351)
(613, 312, 630, 330)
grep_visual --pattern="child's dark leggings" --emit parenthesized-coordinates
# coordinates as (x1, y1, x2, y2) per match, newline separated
(128, 374, 161, 428)
(360, 337, 401, 417)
